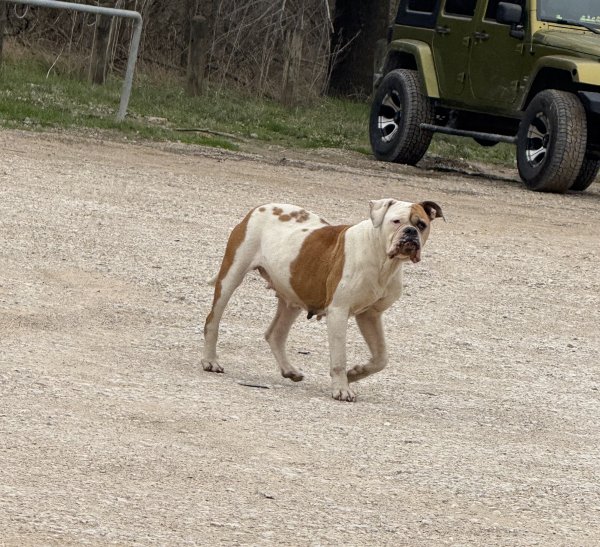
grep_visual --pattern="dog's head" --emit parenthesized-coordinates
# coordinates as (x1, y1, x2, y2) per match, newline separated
(369, 198, 444, 263)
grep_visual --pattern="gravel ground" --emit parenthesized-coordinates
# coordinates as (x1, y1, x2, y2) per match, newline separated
(1, 129, 599, 546)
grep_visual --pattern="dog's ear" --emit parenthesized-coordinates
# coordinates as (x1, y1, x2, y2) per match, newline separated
(419, 201, 444, 221)
(369, 199, 397, 228)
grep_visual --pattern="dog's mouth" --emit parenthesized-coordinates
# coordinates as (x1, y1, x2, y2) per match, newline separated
(388, 239, 421, 263)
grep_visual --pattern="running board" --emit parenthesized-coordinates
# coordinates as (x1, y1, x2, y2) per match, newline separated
(419, 124, 517, 144)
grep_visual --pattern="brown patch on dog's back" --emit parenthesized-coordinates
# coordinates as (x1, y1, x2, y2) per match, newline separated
(204, 208, 254, 334)
(272, 207, 283, 216)
(279, 214, 291, 222)
(258, 207, 266, 212)
(290, 209, 310, 223)
(290, 225, 349, 312)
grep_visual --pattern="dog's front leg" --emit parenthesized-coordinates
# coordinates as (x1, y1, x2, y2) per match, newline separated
(327, 307, 356, 402)
(348, 309, 388, 383)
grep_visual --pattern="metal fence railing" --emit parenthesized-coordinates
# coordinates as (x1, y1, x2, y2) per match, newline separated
(2, 0, 143, 121)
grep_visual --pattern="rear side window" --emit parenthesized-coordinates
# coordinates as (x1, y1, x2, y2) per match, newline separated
(444, 0, 477, 17)
(396, 0, 441, 27)
(407, 0, 437, 11)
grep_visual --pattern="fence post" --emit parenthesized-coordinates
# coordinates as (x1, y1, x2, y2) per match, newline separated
(186, 15, 207, 96)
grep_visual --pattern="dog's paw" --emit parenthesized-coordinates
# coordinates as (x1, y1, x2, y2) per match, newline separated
(202, 359, 224, 373)
(346, 365, 366, 382)
(332, 387, 357, 402)
(281, 369, 305, 382)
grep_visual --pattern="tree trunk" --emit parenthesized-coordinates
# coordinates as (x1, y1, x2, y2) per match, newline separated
(281, 14, 304, 106)
(328, 0, 391, 97)
(89, 12, 113, 84)
(187, 15, 208, 95)
(180, 0, 197, 67)
(0, 3, 7, 65)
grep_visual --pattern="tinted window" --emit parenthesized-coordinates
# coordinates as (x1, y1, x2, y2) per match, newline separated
(444, 0, 477, 17)
(397, 0, 441, 27)
(408, 0, 437, 12)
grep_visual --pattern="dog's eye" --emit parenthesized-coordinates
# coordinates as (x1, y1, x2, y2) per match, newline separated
(392, 219, 402, 225)
(416, 220, 427, 231)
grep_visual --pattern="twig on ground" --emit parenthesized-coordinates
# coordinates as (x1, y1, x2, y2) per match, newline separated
(175, 127, 247, 141)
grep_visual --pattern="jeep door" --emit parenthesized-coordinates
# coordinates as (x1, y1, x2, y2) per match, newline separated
(433, 0, 479, 101)
(468, 0, 526, 108)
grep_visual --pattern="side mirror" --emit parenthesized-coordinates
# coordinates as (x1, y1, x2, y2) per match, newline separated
(497, 2, 522, 25)
(497, 2, 524, 39)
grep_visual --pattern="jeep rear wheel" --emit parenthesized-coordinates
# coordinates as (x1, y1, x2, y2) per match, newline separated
(570, 157, 600, 191)
(369, 69, 434, 165)
(516, 90, 587, 193)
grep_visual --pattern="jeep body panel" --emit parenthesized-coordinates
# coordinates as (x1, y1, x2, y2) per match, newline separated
(528, 55, 600, 87)
(532, 29, 600, 58)
(371, 0, 600, 191)
(381, 1, 600, 118)
(432, 15, 474, 100)
(520, 53, 600, 109)
(378, 39, 440, 98)
(387, 0, 530, 114)
(466, 6, 528, 108)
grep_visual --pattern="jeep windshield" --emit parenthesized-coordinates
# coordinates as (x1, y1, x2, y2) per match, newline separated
(539, 0, 600, 30)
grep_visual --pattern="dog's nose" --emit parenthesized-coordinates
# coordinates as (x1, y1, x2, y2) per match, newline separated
(404, 226, 418, 237)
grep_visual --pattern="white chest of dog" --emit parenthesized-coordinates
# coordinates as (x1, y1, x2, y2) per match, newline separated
(202, 198, 443, 401)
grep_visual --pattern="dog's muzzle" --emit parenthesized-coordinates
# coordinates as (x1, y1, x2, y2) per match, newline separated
(388, 226, 422, 263)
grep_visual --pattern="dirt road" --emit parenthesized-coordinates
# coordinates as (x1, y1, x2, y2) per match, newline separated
(1, 129, 599, 545)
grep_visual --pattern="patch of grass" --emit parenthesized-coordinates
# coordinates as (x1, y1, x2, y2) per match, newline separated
(431, 134, 516, 166)
(0, 51, 515, 166)
(0, 56, 239, 150)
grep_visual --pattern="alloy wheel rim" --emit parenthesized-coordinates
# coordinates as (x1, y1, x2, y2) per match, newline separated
(377, 90, 402, 143)
(525, 112, 550, 168)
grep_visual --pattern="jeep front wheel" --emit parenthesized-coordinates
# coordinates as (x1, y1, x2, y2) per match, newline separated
(516, 90, 587, 193)
(369, 69, 434, 165)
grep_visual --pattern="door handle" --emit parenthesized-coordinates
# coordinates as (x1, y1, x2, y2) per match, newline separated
(435, 25, 451, 35)
(473, 31, 490, 41)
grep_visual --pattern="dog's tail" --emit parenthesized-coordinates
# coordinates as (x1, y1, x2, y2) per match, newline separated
(207, 274, 217, 286)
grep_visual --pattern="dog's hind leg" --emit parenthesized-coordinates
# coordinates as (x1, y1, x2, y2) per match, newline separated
(202, 268, 246, 372)
(347, 309, 388, 383)
(265, 297, 304, 382)
(202, 212, 258, 373)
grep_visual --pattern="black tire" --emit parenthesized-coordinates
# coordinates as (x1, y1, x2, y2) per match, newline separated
(516, 90, 587, 193)
(369, 69, 434, 165)
(570, 157, 600, 191)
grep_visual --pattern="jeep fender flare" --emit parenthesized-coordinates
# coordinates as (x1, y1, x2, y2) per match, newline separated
(521, 55, 600, 109)
(375, 40, 440, 99)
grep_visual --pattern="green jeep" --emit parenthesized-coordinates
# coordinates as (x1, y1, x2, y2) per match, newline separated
(370, 0, 600, 192)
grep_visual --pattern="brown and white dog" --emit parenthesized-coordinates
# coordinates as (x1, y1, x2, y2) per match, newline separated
(202, 198, 443, 401)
